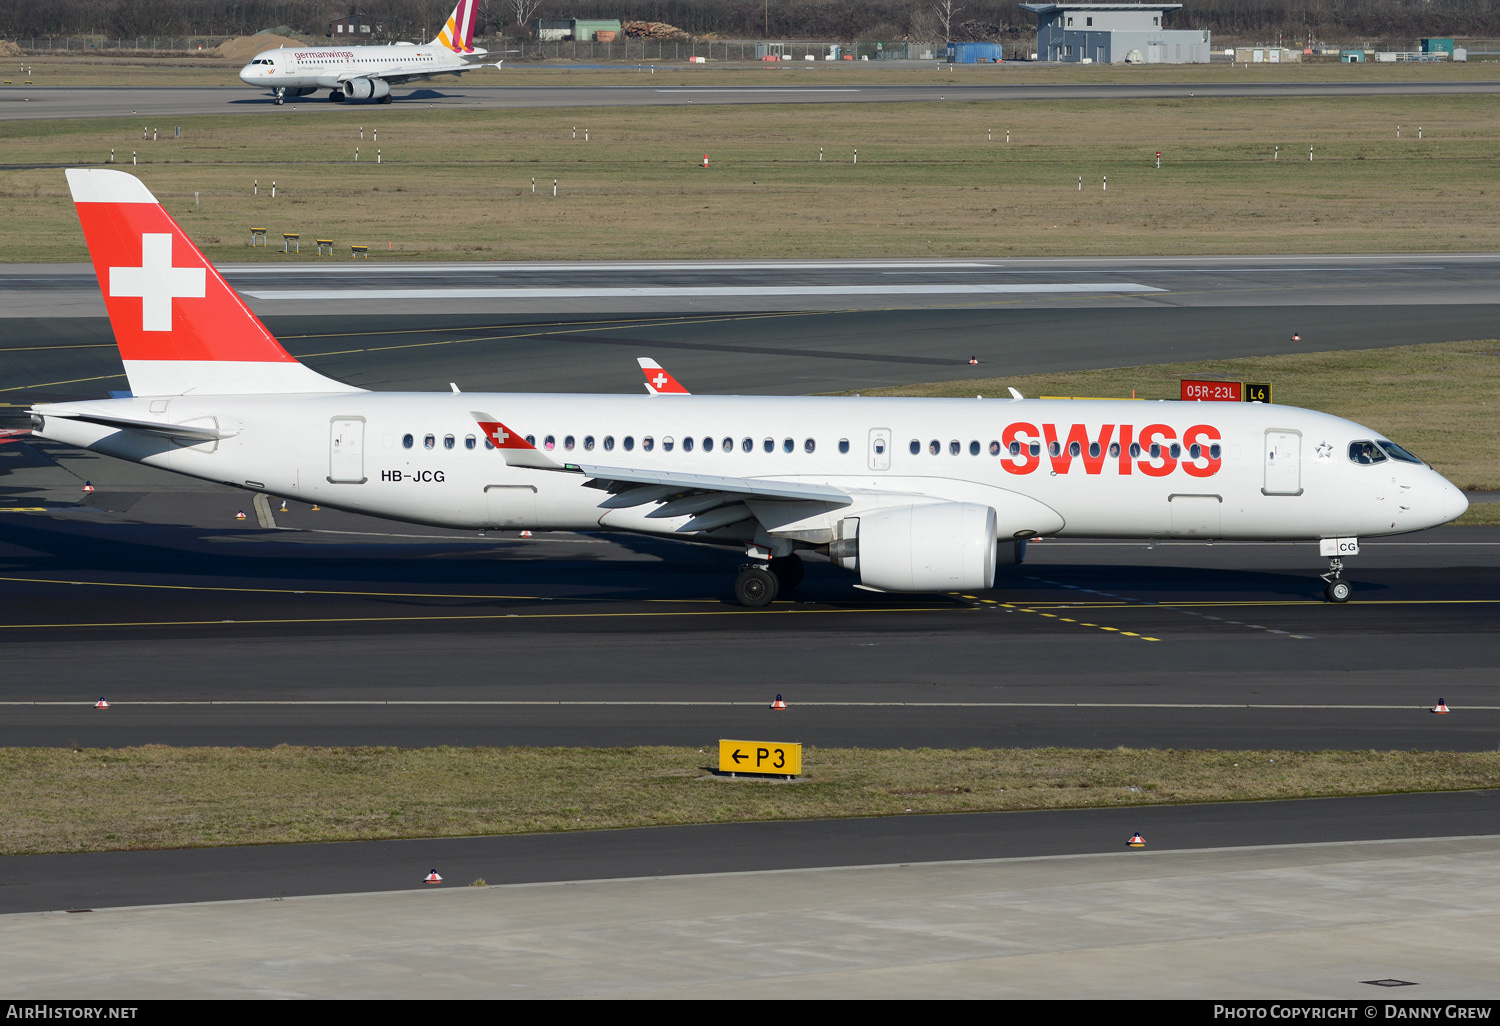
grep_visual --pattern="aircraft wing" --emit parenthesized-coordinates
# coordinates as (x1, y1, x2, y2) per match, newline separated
(472, 411, 852, 514)
(343, 60, 500, 87)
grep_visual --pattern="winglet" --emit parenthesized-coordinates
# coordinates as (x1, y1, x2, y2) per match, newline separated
(639, 358, 690, 396)
(472, 412, 565, 470)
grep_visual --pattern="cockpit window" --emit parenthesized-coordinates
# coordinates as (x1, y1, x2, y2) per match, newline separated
(1377, 440, 1424, 465)
(1348, 440, 1387, 465)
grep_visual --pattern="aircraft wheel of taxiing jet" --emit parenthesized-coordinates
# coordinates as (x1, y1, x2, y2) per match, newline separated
(734, 564, 779, 608)
(329, 91, 344, 102)
(377, 94, 393, 104)
(769, 554, 804, 592)
(273, 87, 285, 105)
(1321, 557, 1352, 603)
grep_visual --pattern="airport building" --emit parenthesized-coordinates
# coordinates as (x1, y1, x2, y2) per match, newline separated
(1020, 3, 1211, 64)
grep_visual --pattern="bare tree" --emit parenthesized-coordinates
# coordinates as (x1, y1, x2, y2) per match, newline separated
(931, 0, 963, 44)
(509, 0, 543, 39)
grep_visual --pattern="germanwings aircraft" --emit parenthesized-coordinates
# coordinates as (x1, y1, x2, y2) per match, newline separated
(32, 169, 1468, 606)
(237, 0, 497, 104)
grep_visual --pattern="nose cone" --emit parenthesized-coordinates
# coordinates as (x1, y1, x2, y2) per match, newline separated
(238, 64, 256, 84)
(1439, 478, 1470, 524)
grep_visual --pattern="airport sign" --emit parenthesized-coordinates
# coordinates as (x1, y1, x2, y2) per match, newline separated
(719, 739, 802, 777)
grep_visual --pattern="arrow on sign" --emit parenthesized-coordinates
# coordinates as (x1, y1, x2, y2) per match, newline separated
(731, 748, 747, 765)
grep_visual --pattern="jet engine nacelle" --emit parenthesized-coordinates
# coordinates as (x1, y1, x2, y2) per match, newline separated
(832, 502, 998, 592)
(343, 78, 391, 100)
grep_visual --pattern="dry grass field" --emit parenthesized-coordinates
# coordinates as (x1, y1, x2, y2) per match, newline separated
(2, 91, 1498, 262)
(5, 744, 1496, 855)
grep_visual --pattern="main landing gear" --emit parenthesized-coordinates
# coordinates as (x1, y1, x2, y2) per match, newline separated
(1321, 557, 1352, 603)
(733, 554, 804, 608)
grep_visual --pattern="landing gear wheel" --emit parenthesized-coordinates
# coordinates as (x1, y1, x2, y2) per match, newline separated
(734, 566, 779, 608)
(769, 554, 804, 592)
(274, 88, 285, 106)
(377, 94, 393, 104)
(329, 91, 344, 102)
(1320, 556, 1351, 603)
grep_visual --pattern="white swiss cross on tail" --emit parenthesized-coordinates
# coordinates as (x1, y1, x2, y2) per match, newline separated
(109, 233, 205, 332)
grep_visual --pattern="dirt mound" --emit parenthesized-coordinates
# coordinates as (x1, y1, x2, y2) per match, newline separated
(214, 34, 302, 61)
(0, 40, 22, 57)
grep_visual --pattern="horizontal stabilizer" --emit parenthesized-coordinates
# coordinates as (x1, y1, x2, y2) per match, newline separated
(42, 409, 226, 442)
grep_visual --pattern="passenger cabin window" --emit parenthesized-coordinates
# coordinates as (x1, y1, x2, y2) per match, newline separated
(929, 439, 940, 455)
(565, 435, 575, 451)
(642, 436, 654, 452)
(465, 435, 476, 450)
(662, 436, 674, 452)
(584, 435, 595, 451)
(721, 437, 732, 453)
(1349, 440, 1387, 465)
(764, 438, 775, 453)
(402, 433, 414, 449)
(603, 435, 615, 451)
(683, 436, 695, 452)
(783, 438, 794, 453)
(839, 438, 850, 454)
(444, 434, 455, 450)
(424, 434, 435, 450)
(804, 438, 815, 454)
(623, 436, 635, 452)
(910, 439, 921, 455)
(543, 435, 555, 451)
(742, 437, 753, 453)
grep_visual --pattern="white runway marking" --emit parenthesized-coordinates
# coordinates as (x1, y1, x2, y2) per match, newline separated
(246, 283, 1165, 301)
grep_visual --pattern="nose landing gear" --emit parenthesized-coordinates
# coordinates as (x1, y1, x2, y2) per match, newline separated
(1321, 557, 1351, 602)
(273, 87, 286, 105)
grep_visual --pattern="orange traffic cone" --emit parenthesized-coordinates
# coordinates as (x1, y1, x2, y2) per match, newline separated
(1127, 832, 1145, 848)
(235, 510, 247, 520)
(424, 869, 442, 884)
(94, 698, 109, 709)
(1291, 332, 1302, 341)
(520, 530, 533, 538)
(1432, 698, 1450, 714)
(82, 481, 94, 492)
(969, 356, 979, 365)
(770, 693, 786, 710)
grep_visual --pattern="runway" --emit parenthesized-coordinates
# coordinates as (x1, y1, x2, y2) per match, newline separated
(6, 79, 1500, 122)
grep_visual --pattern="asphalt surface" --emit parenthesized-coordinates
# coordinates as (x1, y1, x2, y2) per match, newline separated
(6, 79, 1500, 121)
(3, 792, 1496, 915)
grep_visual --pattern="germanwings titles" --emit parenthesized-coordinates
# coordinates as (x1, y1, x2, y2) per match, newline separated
(30, 169, 1468, 606)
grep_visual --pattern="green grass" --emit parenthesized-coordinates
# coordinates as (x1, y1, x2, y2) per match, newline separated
(850, 340, 1500, 504)
(3, 92, 1500, 262)
(5, 744, 1497, 856)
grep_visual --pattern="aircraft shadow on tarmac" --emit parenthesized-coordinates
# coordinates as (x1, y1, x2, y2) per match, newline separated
(231, 88, 462, 107)
(0, 510, 1357, 609)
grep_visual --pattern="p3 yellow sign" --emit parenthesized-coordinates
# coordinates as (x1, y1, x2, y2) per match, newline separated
(718, 739, 802, 777)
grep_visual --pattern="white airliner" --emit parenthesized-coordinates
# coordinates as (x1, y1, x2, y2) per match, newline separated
(31, 169, 1468, 606)
(237, 0, 497, 104)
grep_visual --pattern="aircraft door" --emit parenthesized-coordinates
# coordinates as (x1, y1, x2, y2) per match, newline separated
(328, 417, 366, 483)
(868, 428, 891, 471)
(1262, 430, 1302, 496)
